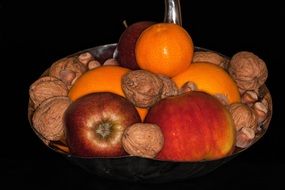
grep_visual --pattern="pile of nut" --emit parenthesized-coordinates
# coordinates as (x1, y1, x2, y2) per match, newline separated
(193, 51, 271, 149)
(28, 53, 118, 147)
(28, 48, 272, 156)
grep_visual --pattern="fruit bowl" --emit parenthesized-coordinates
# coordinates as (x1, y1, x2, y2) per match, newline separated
(28, 43, 272, 183)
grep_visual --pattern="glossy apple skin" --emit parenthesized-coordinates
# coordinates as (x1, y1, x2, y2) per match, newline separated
(145, 91, 235, 161)
(117, 21, 154, 70)
(65, 92, 141, 157)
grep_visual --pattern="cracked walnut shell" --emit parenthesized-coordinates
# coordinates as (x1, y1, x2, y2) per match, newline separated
(228, 51, 268, 91)
(122, 70, 163, 108)
(32, 96, 71, 141)
(122, 123, 164, 158)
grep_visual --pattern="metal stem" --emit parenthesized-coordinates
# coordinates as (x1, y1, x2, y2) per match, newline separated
(164, 0, 182, 25)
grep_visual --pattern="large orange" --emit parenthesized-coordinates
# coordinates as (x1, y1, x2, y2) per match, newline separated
(172, 63, 240, 104)
(135, 23, 194, 77)
(68, 66, 148, 120)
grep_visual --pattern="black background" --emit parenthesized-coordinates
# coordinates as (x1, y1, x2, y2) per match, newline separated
(1, 0, 284, 189)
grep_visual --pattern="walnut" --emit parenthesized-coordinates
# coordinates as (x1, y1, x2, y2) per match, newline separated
(121, 70, 163, 108)
(122, 123, 164, 158)
(29, 76, 68, 109)
(236, 127, 255, 148)
(157, 74, 178, 99)
(193, 51, 229, 69)
(28, 99, 35, 125)
(228, 51, 268, 91)
(32, 96, 71, 141)
(228, 103, 258, 131)
(49, 56, 87, 88)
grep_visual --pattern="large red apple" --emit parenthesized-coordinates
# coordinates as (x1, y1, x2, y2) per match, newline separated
(117, 21, 154, 70)
(64, 92, 141, 157)
(145, 91, 235, 161)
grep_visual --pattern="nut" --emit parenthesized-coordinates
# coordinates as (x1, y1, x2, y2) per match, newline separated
(228, 103, 258, 131)
(236, 127, 255, 148)
(252, 101, 268, 124)
(122, 70, 163, 108)
(228, 51, 268, 91)
(241, 90, 258, 105)
(214, 93, 230, 106)
(193, 51, 229, 69)
(49, 57, 87, 88)
(28, 98, 35, 124)
(122, 123, 164, 158)
(59, 70, 76, 86)
(103, 58, 119, 66)
(29, 76, 68, 109)
(88, 60, 101, 70)
(78, 52, 94, 65)
(32, 96, 71, 141)
(179, 81, 197, 94)
(157, 74, 178, 99)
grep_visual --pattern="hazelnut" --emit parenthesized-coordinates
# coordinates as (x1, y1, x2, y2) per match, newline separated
(49, 57, 87, 88)
(228, 51, 268, 91)
(179, 81, 197, 94)
(29, 76, 68, 109)
(241, 90, 258, 105)
(88, 60, 101, 70)
(157, 74, 178, 99)
(32, 96, 71, 141)
(252, 102, 268, 124)
(193, 51, 229, 69)
(78, 52, 94, 65)
(103, 58, 119, 66)
(236, 127, 255, 148)
(228, 103, 258, 131)
(122, 123, 164, 158)
(214, 93, 229, 106)
(121, 70, 163, 108)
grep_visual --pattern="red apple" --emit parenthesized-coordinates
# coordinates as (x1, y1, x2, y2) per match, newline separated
(117, 21, 154, 70)
(145, 91, 235, 161)
(64, 92, 141, 157)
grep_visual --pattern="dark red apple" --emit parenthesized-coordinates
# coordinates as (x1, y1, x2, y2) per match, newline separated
(117, 21, 154, 70)
(64, 92, 141, 157)
(145, 91, 235, 161)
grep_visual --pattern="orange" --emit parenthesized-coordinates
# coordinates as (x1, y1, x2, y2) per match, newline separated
(68, 65, 148, 120)
(135, 23, 194, 77)
(172, 62, 240, 104)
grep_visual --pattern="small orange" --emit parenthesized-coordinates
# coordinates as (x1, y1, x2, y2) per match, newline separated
(172, 62, 240, 104)
(135, 23, 194, 77)
(68, 65, 148, 120)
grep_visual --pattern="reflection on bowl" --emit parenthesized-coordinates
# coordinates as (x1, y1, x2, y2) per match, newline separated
(28, 43, 272, 183)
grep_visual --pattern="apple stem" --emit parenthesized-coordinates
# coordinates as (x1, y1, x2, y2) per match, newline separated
(164, 0, 182, 26)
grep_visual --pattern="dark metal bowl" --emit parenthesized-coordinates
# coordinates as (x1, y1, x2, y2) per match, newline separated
(28, 43, 272, 183)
